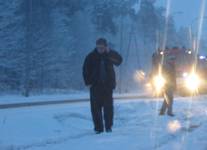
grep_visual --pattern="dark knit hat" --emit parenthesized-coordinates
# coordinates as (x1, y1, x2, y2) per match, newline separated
(96, 38, 108, 46)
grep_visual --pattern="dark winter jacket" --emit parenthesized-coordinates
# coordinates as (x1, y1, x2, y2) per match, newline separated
(152, 52, 162, 72)
(162, 63, 176, 91)
(83, 48, 122, 89)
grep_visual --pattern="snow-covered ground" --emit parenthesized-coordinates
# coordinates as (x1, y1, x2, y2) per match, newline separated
(0, 96, 207, 150)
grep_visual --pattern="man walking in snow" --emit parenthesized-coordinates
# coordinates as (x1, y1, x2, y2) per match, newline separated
(83, 38, 122, 134)
(159, 56, 176, 117)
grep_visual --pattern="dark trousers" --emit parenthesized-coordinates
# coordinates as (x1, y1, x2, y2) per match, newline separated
(160, 88, 174, 114)
(90, 85, 113, 131)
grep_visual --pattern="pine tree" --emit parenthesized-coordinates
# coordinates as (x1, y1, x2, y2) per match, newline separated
(0, 0, 24, 92)
(17, 0, 54, 96)
(91, 0, 136, 35)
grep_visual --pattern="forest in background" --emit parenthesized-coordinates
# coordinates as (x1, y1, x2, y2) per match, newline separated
(1, 0, 206, 96)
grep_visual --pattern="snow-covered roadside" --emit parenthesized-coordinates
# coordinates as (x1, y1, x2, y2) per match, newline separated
(0, 97, 207, 150)
(0, 91, 147, 105)
(0, 92, 89, 105)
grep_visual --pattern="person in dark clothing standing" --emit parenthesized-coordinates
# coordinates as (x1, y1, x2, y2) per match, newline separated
(159, 56, 176, 117)
(152, 48, 162, 75)
(83, 38, 123, 134)
(152, 49, 162, 68)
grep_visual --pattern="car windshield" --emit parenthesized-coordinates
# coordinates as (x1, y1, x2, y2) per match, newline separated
(172, 51, 195, 76)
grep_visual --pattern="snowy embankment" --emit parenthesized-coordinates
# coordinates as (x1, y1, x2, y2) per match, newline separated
(0, 96, 207, 150)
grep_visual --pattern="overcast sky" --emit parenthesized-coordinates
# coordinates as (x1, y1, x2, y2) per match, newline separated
(155, 0, 207, 29)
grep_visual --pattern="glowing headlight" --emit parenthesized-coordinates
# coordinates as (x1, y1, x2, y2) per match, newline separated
(153, 75, 166, 93)
(185, 73, 201, 91)
(199, 56, 205, 60)
(182, 72, 188, 77)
